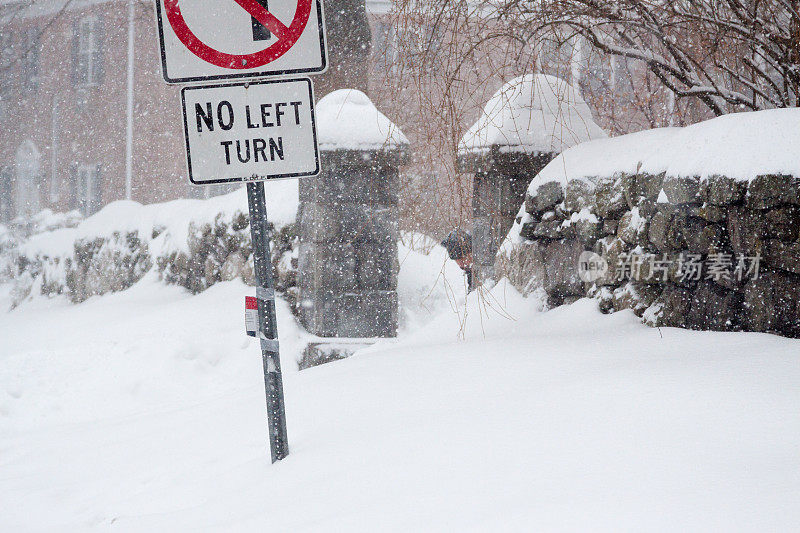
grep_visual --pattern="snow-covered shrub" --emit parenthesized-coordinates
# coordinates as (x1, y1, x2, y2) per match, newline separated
(7, 209, 82, 240)
(68, 232, 152, 302)
(0, 224, 19, 283)
(157, 211, 252, 293)
(7, 185, 301, 308)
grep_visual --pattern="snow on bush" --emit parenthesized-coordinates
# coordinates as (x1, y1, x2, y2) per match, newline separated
(4, 183, 300, 308)
(0, 224, 18, 283)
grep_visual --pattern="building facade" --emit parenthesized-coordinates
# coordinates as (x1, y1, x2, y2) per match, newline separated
(0, 0, 388, 223)
(0, 0, 689, 230)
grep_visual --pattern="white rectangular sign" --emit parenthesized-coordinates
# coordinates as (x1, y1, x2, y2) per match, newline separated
(155, 0, 327, 84)
(181, 78, 320, 184)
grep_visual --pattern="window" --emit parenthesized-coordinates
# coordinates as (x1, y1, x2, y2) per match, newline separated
(0, 166, 13, 223)
(0, 32, 15, 104)
(538, 34, 572, 79)
(72, 16, 104, 86)
(15, 141, 41, 219)
(373, 21, 395, 72)
(75, 164, 102, 216)
(22, 28, 40, 91)
(579, 47, 614, 96)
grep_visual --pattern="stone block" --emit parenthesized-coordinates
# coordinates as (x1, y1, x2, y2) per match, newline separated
(564, 179, 593, 213)
(657, 284, 694, 328)
(638, 173, 666, 201)
(621, 172, 664, 208)
(695, 203, 727, 223)
(531, 181, 564, 214)
(727, 206, 766, 257)
(743, 270, 800, 337)
(594, 175, 627, 218)
(763, 240, 800, 275)
(299, 202, 342, 243)
(532, 220, 567, 240)
(764, 206, 800, 242)
(299, 340, 374, 370)
(663, 175, 701, 205)
(728, 205, 800, 257)
(310, 154, 401, 207)
(354, 241, 398, 290)
(595, 236, 627, 287)
(746, 174, 800, 210)
(685, 220, 727, 256)
(649, 210, 678, 251)
(612, 282, 662, 316)
(336, 291, 398, 337)
(341, 204, 399, 245)
(573, 216, 603, 248)
(617, 209, 648, 246)
(602, 219, 619, 236)
(540, 238, 585, 300)
(687, 281, 742, 331)
(699, 175, 747, 206)
(298, 241, 358, 293)
(472, 216, 496, 267)
(299, 290, 340, 337)
(520, 221, 537, 241)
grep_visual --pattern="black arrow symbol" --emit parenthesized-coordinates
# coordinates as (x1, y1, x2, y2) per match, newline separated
(251, 0, 271, 41)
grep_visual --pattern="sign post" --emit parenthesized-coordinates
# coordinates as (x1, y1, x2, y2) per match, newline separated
(247, 180, 289, 462)
(155, 0, 328, 462)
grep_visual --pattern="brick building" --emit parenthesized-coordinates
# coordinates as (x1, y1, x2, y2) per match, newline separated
(0, 0, 691, 229)
(0, 0, 390, 222)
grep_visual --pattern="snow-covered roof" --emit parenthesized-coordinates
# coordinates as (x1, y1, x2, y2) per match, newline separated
(458, 74, 607, 156)
(526, 107, 800, 196)
(316, 89, 409, 151)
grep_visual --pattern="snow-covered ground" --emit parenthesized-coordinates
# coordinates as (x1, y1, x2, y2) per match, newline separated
(1, 259, 799, 530)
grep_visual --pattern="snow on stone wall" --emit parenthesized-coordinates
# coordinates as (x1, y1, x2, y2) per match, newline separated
(499, 108, 800, 338)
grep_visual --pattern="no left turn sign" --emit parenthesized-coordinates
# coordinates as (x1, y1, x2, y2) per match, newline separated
(155, 0, 327, 83)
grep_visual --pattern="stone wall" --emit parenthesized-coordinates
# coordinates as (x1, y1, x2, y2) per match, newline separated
(500, 173, 800, 338)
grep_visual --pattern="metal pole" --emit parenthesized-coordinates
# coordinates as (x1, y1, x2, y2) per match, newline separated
(246, 181, 289, 462)
(125, 0, 135, 200)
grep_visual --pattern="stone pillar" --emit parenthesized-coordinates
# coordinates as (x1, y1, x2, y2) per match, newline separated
(298, 90, 408, 349)
(457, 74, 607, 284)
(458, 150, 555, 283)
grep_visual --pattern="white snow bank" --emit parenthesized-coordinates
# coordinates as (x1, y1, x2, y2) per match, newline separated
(2, 277, 799, 531)
(316, 89, 409, 151)
(528, 107, 800, 195)
(19, 182, 298, 258)
(397, 232, 469, 332)
(459, 74, 607, 155)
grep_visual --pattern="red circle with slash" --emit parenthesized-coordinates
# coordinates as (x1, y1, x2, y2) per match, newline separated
(163, 0, 312, 69)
